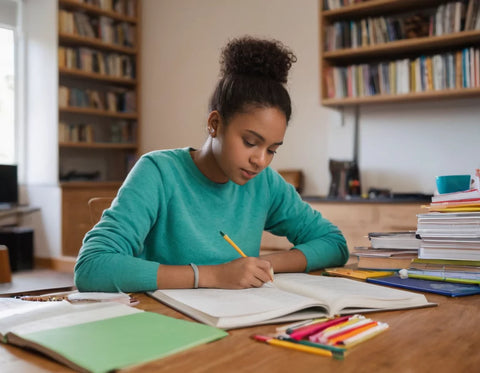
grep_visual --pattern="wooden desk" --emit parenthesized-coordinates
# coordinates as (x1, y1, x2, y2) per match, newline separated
(0, 206, 40, 227)
(1, 284, 479, 373)
(0, 270, 74, 296)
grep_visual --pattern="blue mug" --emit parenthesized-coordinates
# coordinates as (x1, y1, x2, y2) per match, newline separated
(436, 175, 471, 194)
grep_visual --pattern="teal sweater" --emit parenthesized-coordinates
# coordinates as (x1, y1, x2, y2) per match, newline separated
(74, 148, 348, 292)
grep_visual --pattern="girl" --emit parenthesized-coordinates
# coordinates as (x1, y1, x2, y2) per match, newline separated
(74, 36, 348, 292)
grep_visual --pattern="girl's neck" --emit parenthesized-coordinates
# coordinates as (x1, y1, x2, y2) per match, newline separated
(190, 141, 228, 184)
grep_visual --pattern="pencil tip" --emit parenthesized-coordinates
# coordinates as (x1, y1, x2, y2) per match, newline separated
(219, 231, 225, 237)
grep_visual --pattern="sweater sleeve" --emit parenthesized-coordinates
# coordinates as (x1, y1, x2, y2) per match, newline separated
(264, 170, 349, 272)
(74, 155, 164, 292)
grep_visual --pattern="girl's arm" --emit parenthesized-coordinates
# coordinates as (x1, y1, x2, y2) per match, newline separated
(260, 248, 307, 272)
(264, 170, 349, 272)
(157, 256, 275, 289)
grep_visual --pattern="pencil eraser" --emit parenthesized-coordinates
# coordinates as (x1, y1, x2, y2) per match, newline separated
(252, 334, 270, 342)
(399, 269, 408, 279)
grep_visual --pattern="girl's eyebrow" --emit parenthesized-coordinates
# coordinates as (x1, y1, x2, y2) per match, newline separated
(246, 130, 283, 146)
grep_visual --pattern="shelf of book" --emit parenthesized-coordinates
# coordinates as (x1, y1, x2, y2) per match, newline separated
(59, 106, 138, 119)
(320, 0, 480, 106)
(59, 0, 138, 23)
(59, 67, 137, 85)
(322, 86, 480, 106)
(57, 0, 140, 256)
(322, 0, 444, 18)
(59, 142, 137, 149)
(323, 30, 480, 61)
(59, 33, 137, 54)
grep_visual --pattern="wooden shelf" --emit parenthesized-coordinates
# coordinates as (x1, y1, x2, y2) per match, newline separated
(322, 0, 443, 19)
(59, 33, 137, 55)
(59, 141, 137, 149)
(59, 67, 137, 85)
(60, 181, 123, 188)
(322, 86, 480, 107)
(323, 30, 480, 62)
(320, 0, 480, 106)
(59, 0, 137, 23)
(59, 106, 137, 119)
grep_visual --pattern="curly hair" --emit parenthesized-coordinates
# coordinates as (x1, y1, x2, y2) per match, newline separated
(209, 36, 297, 124)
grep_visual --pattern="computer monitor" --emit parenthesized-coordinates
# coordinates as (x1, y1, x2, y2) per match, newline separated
(0, 164, 18, 208)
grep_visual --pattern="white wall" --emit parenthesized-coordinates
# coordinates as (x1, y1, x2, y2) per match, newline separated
(16, 0, 480, 260)
(23, 0, 62, 258)
(140, 0, 480, 196)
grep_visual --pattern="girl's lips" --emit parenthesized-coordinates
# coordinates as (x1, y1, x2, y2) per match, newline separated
(241, 169, 257, 179)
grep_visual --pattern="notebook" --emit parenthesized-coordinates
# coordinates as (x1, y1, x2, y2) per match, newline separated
(366, 275, 480, 297)
(0, 299, 227, 373)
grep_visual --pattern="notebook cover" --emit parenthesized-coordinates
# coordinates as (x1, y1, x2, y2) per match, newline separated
(17, 312, 228, 372)
(366, 276, 480, 297)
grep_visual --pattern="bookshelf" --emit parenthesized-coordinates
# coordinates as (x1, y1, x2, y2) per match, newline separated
(57, 0, 141, 256)
(320, 0, 480, 106)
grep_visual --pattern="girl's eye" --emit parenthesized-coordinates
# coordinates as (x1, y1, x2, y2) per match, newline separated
(243, 139, 255, 147)
(268, 149, 277, 155)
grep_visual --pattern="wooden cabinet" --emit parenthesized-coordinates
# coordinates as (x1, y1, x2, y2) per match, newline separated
(320, 0, 480, 106)
(260, 201, 424, 253)
(57, 0, 140, 256)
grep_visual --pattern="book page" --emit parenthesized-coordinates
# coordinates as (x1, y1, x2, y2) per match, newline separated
(0, 298, 64, 318)
(274, 273, 429, 315)
(0, 300, 74, 337)
(0, 300, 141, 337)
(151, 286, 328, 329)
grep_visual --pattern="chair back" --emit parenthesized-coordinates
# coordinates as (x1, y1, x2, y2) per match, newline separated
(88, 197, 114, 225)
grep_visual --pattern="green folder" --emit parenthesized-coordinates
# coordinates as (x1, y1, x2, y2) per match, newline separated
(11, 312, 228, 373)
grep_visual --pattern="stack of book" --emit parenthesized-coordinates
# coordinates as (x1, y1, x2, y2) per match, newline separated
(413, 174, 480, 283)
(406, 258, 480, 285)
(351, 232, 420, 270)
(416, 212, 480, 261)
(426, 187, 480, 212)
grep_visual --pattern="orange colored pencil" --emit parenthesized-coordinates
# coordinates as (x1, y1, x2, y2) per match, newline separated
(328, 321, 378, 345)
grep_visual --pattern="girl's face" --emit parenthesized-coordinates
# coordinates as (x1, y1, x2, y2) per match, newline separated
(211, 107, 287, 185)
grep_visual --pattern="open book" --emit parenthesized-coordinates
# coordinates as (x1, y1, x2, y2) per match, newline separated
(0, 298, 227, 373)
(148, 273, 433, 329)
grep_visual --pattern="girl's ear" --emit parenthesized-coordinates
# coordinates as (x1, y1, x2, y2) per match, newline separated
(207, 111, 222, 137)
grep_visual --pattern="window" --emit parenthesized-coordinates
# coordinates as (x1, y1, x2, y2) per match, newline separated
(0, 28, 15, 163)
(0, 0, 21, 165)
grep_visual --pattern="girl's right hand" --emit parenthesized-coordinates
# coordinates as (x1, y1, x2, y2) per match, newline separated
(203, 257, 274, 289)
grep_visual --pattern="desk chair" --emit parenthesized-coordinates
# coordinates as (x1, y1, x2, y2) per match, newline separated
(88, 197, 114, 225)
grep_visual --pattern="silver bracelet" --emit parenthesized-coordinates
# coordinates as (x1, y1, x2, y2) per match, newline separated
(190, 263, 199, 289)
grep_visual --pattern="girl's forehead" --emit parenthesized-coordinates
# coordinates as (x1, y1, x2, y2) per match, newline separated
(226, 108, 287, 145)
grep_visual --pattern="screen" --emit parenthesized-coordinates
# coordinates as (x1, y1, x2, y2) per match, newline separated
(0, 164, 18, 205)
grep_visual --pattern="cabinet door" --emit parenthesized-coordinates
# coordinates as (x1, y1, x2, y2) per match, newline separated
(62, 186, 118, 257)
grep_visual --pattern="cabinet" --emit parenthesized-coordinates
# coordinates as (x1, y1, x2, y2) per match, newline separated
(260, 201, 424, 253)
(57, 0, 140, 256)
(320, 0, 480, 106)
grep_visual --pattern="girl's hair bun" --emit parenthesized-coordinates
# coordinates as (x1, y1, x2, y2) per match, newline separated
(220, 36, 297, 84)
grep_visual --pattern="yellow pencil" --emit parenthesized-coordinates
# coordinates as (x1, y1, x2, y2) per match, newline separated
(220, 231, 247, 257)
(220, 231, 274, 281)
(252, 335, 333, 358)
